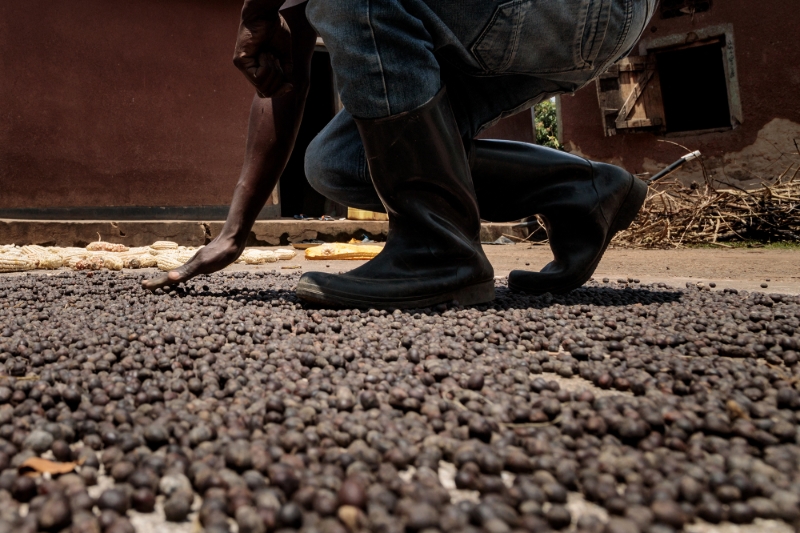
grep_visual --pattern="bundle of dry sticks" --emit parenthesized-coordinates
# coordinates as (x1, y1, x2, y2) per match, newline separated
(612, 174, 800, 248)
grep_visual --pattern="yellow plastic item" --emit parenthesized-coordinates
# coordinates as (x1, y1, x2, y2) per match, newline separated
(305, 243, 383, 261)
(347, 207, 388, 221)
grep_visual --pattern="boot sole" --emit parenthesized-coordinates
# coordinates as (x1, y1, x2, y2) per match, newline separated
(509, 175, 648, 295)
(296, 278, 496, 310)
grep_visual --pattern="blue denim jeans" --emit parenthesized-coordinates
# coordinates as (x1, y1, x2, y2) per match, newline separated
(304, 0, 656, 212)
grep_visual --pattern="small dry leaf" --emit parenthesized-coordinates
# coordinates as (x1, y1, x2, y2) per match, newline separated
(726, 400, 750, 420)
(19, 457, 81, 476)
(337, 505, 362, 531)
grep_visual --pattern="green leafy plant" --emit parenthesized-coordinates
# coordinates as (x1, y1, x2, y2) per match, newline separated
(534, 99, 561, 150)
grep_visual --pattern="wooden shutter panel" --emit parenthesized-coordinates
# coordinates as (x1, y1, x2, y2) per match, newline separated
(595, 55, 666, 136)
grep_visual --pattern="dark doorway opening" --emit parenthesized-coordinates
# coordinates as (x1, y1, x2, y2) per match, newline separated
(656, 40, 731, 134)
(280, 51, 345, 218)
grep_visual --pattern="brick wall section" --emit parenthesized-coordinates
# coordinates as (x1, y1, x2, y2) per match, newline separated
(0, 0, 252, 210)
(560, 0, 800, 179)
(0, 0, 535, 214)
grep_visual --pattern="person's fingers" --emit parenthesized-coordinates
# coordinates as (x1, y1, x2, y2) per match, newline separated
(246, 53, 285, 98)
(141, 271, 187, 292)
(233, 49, 259, 77)
(141, 258, 201, 292)
(234, 14, 293, 98)
(255, 76, 283, 98)
(140, 274, 172, 292)
(254, 52, 278, 85)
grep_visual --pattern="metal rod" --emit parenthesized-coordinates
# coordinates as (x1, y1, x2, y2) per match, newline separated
(647, 150, 702, 185)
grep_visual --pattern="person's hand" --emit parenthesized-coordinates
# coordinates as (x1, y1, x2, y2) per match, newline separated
(141, 236, 244, 292)
(233, 12, 294, 98)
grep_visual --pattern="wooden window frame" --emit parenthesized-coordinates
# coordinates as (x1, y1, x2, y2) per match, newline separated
(640, 24, 742, 134)
(596, 23, 742, 137)
(595, 55, 666, 136)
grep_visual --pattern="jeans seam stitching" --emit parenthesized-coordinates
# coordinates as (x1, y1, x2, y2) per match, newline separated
(626, 0, 654, 55)
(497, 0, 524, 73)
(366, 0, 391, 116)
(584, 0, 613, 66)
(471, 7, 504, 72)
(607, 0, 635, 68)
(573, 0, 592, 69)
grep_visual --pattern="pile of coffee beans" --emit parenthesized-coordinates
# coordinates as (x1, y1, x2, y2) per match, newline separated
(0, 270, 798, 533)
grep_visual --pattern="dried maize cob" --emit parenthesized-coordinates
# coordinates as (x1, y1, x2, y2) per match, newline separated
(103, 256, 124, 271)
(35, 254, 63, 270)
(65, 256, 84, 269)
(19, 245, 64, 270)
(156, 255, 184, 272)
(120, 252, 144, 268)
(274, 248, 297, 260)
(156, 249, 197, 271)
(87, 242, 129, 252)
(57, 248, 90, 261)
(74, 256, 105, 271)
(258, 250, 278, 263)
(239, 249, 278, 265)
(136, 254, 158, 268)
(0, 255, 35, 273)
(150, 241, 179, 251)
(178, 250, 196, 262)
(21, 245, 48, 255)
(120, 252, 156, 269)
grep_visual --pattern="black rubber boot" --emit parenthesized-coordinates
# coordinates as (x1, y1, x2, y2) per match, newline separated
(469, 140, 647, 295)
(296, 89, 495, 309)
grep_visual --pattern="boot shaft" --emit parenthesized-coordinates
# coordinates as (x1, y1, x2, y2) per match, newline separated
(354, 89, 483, 254)
(470, 139, 594, 222)
(296, 88, 495, 309)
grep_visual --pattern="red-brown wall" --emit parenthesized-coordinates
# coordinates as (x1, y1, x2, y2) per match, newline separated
(0, 1, 536, 219)
(560, 0, 800, 184)
(0, 0, 253, 212)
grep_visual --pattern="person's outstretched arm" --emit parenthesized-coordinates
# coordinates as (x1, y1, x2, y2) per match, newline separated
(142, 2, 316, 291)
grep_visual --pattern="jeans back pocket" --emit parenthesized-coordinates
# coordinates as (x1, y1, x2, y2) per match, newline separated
(471, 0, 613, 76)
(471, 0, 528, 73)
